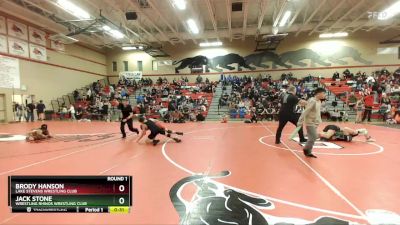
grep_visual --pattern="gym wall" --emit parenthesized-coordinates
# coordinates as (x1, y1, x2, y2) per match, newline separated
(0, 12, 107, 122)
(106, 30, 400, 83)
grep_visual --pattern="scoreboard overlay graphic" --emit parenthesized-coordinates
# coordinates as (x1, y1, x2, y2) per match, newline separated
(8, 176, 132, 213)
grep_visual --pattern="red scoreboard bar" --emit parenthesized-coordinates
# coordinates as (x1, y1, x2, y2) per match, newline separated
(8, 176, 132, 213)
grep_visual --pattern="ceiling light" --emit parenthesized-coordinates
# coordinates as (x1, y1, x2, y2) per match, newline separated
(138, 46, 143, 50)
(319, 32, 348, 38)
(102, 25, 111, 31)
(57, 0, 91, 19)
(379, 1, 400, 20)
(122, 46, 137, 50)
(109, 29, 124, 39)
(186, 19, 199, 34)
(172, 0, 186, 10)
(279, 11, 291, 27)
(199, 41, 222, 47)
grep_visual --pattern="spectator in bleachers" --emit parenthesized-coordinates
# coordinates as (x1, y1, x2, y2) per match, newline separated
(347, 92, 357, 109)
(60, 104, 68, 120)
(196, 75, 203, 84)
(75, 105, 83, 121)
(332, 71, 340, 80)
(391, 84, 400, 93)
(73, 89, 79, 101)
(87, 88, 92, 101)
(68, 104, 75, 121)
(362, 92, 374, 122)
(355, 98, 364, 123)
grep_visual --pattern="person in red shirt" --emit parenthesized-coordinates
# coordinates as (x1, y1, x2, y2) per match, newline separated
(362, 92, 374, 122)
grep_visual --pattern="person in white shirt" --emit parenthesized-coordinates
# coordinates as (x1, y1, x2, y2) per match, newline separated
(68, 105, 76, 121)
(87, 89, 92, 100)
(391, 84, 400, 93)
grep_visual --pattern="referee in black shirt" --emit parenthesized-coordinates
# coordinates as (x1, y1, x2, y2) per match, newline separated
(276, 86, 307, 144)
(119, 98, 139, 138)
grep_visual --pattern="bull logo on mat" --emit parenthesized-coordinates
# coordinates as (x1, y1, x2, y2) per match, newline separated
(170, 171, 353, 225)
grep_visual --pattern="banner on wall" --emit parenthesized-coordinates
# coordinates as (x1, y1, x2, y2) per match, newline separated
(0, 16, 6, 34)
(29, 43, 47, 61)
(0, 34, 7, 53)
(50, 40, 65, 51)
(0, 56, 20, 89)
(8, 37, 29, 58)
(119, 71, 142, 81)
(7, 19, 28, 40)
(29, 26, 46, 46)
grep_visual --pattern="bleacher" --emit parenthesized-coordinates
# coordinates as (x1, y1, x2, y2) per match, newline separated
(135, 83, 214, 120)
(321, 78, 400, 120)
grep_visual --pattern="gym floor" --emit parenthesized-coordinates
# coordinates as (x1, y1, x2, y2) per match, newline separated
(0, 121, 399, 224)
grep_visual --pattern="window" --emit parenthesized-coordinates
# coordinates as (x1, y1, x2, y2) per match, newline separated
(112, 61, 117, 72)
(123, 61, 129, 71)
(152, 60, 158, 71)
(137, 61, 143, 71)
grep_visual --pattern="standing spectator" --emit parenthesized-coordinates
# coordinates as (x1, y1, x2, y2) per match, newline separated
(14, 102, 23, 122)
(87, 88, 92, 101)
(60, 104, 68, 120)
(347, 92, 357, 109)
(362, 92, 374, 122)
(73, 89, 79, 101)
(68, 104, 76, 121)
(36, 100, 46, 121)
(26, 101, 35, 122)
(75, 105, 83, 121)
(354, 98, 364, 123)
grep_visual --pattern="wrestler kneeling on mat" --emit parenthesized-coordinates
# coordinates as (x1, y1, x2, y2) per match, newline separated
(26, 124, 52, 142)
(319, 124, 374, 142)
(137, 116, 184, 146)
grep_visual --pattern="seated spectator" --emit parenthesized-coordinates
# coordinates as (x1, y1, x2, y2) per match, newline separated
(171, 110, 185, 123)
(195, 110, 205, 121)
(391, 84, 400, 93)
(75, 105, 83, 120)
(332, 71, 340, 80)
(330, 109, 341, 121)
(379, 101, 391, 122)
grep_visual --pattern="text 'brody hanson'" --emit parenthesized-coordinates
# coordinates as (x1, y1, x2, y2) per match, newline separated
(15, 184, 65, 189)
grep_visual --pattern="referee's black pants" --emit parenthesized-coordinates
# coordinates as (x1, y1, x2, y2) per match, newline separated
(120, 118, 138, 137)
(275, 113, 305, 143)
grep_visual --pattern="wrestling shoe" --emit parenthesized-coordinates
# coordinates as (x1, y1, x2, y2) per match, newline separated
(176, 132, 184, 136)
(152, 139, 160, 146)
(299, 138, 308, 143)
(173, 138, 182, 143)
(356, 128, 368, 135)
(304, 153, 317, 158)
